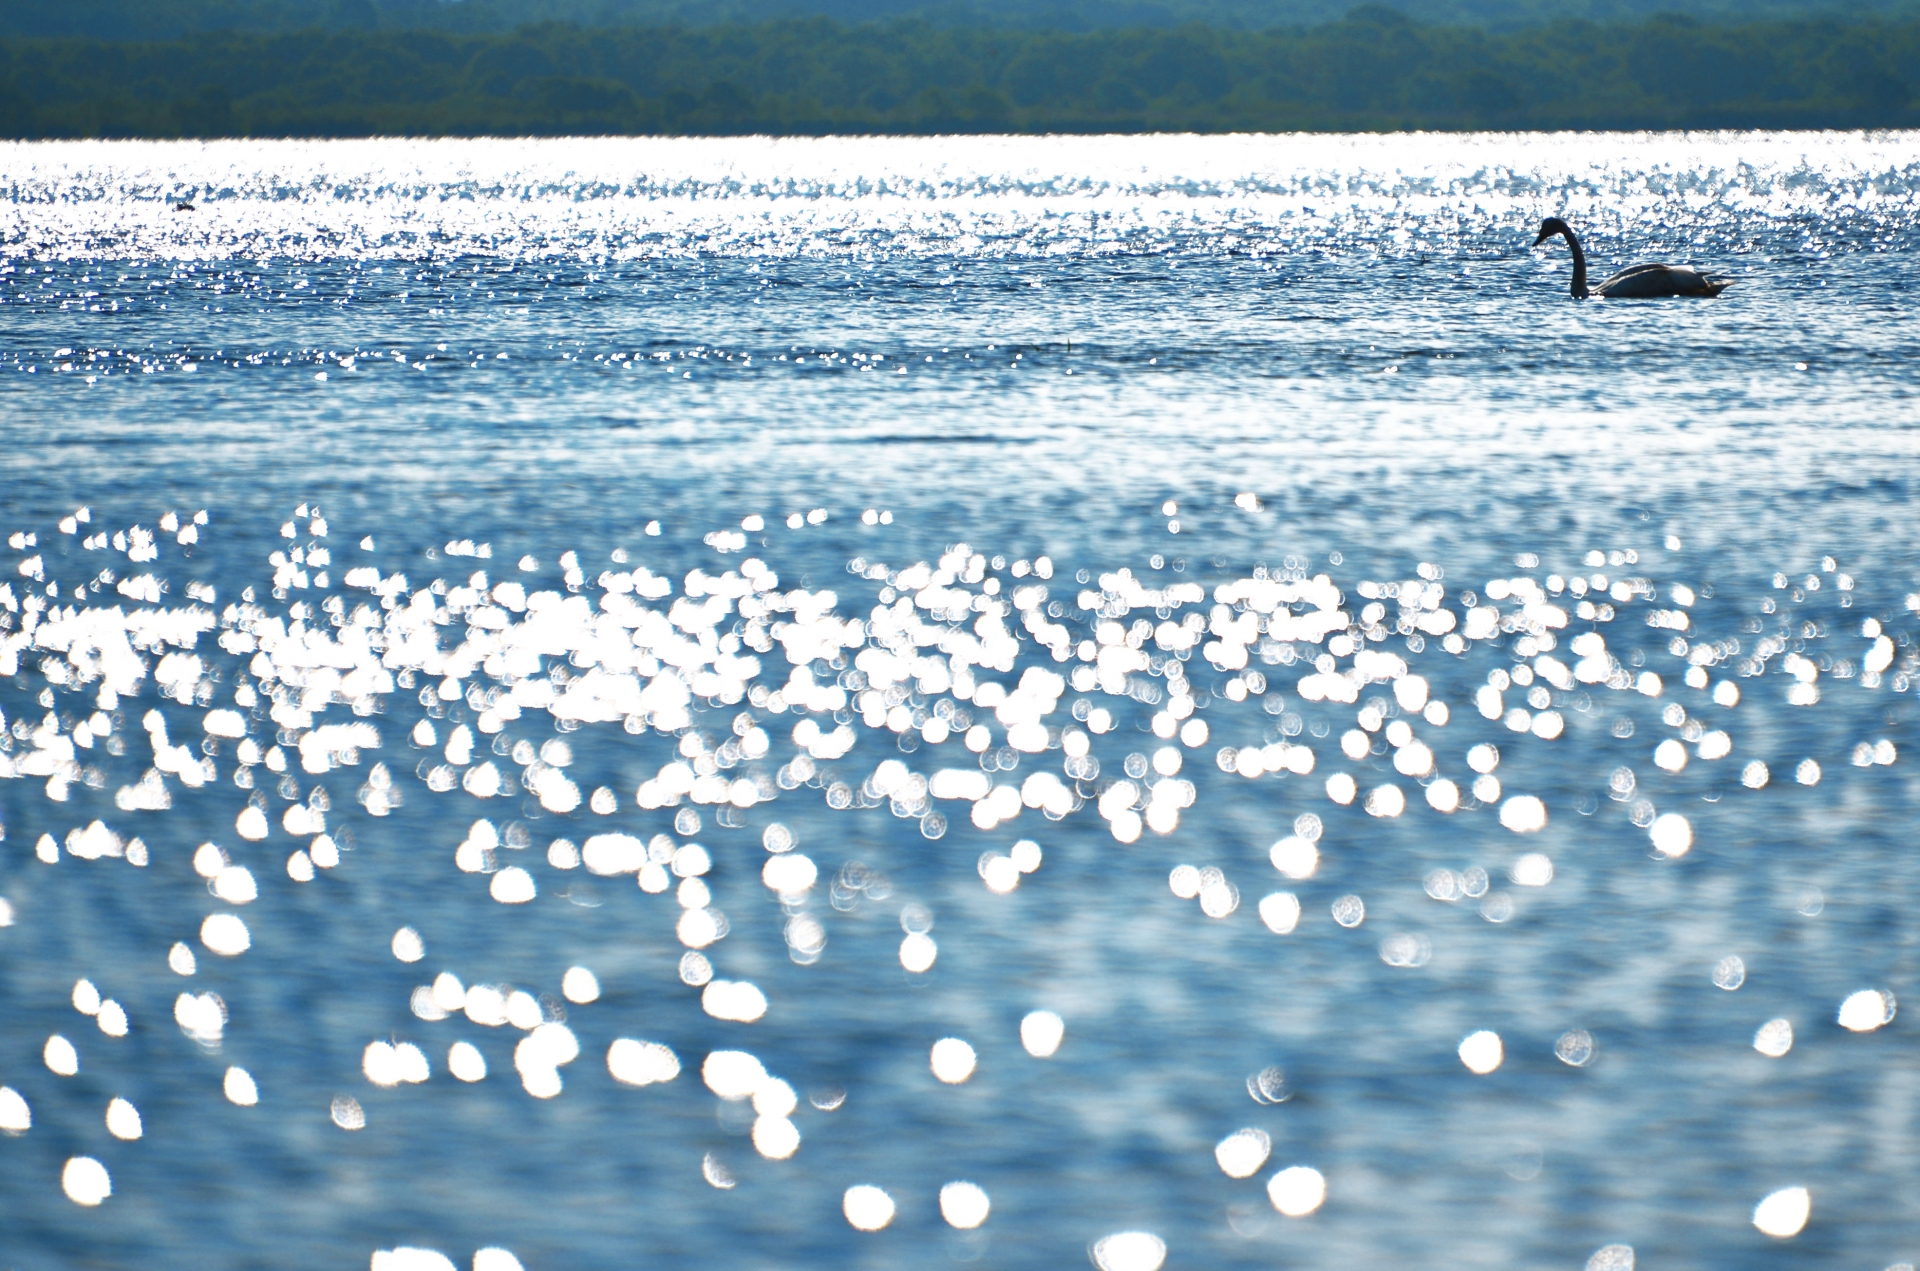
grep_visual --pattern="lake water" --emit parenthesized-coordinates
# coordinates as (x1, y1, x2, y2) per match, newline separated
(2, 132, 1918, 1271)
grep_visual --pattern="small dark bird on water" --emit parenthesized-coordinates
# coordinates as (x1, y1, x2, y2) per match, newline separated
(1533, 217, 1731, 299)
(174, 201, 195, 212)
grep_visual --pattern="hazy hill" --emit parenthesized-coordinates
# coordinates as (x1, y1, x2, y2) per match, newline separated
(4, 0, 1915, 40)
(4, 10, 1917, 136)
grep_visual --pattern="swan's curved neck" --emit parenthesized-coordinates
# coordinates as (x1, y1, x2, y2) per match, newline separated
(1562, 226, 1589, 299)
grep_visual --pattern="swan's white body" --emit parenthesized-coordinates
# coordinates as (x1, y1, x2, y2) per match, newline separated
(1534, 218, 1731, 299)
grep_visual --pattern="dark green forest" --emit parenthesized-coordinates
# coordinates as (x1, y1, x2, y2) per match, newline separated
(7, 0, 1918, 38)
(4, 9, 1919, 137)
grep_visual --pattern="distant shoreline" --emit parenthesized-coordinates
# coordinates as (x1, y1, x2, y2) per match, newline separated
(4, 11, 1918, 139)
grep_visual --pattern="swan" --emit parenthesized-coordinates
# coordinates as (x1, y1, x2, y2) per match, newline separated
(1533, 218, 1731, 299)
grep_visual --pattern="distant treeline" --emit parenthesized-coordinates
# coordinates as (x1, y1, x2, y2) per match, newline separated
(4, 10, 1919, 136)
(7, 0, 1918, 37)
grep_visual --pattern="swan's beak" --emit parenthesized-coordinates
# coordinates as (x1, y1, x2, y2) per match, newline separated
(1532, 227, 1552, 246)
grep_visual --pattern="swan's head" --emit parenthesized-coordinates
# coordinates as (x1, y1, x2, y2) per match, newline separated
(1534, 217, 1572, 246)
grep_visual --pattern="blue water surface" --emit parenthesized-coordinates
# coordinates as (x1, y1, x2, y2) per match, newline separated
(1, 132, 1918, 1271)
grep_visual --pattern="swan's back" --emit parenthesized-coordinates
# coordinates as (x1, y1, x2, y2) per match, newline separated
(1593, 263, 1732, 299)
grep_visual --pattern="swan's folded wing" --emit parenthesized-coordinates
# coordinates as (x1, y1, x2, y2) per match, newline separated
(1668, 268, 1734, 296)
(1593, 263, 1730, 298)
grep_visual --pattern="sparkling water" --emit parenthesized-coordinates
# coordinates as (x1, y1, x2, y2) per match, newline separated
(2, 132, 1918, 1271)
